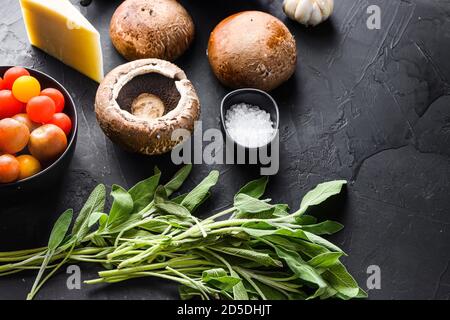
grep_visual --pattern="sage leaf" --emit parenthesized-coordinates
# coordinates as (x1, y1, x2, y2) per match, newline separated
(291, 239, 330, 258)
(191, 192, 211, 213)
(262, 235, 306, 252)
(97, 213, 109, 232)
(322, 262, 360, 298)
(243, 222, 309, 241)
(129, 168, 161, 213)
(88, 212, 107, 228)
(235, 177, 268, 199)
(295, 215, 318, 225)
(202, 268, 227, 279)
(164, 164, 192, 196)
(234, 194, 274, 214)
(308, 252, 343, 268)
(173, 192, 210, 212)
(274, 246, 327, 289)
(318, 286, 338, 300)
(300, 221, 344, 235)
(304, 232, 345, 253)
(230, 269, 249, 300)
(71, 184, 106, 236)
(107, 185, 134, 228)
(181, 170, 219, 212)
(297, 180, 347, 215)
(273, 204, 290, 217)
(212, 246, 283, 267)
(139, 220, 170, 233)
(262, 235, 328, 259)
(356, 288, 369, 299)
(171, 193, 187, 204)
(154, 185, 168, 204)
(48, 209, 73, 251)
(155, 201, 191, 218)
(252, 281, 287, 300)
(202, 268, 241, 291)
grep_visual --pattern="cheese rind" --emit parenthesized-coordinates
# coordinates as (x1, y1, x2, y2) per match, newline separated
(19, 0, 104, 83)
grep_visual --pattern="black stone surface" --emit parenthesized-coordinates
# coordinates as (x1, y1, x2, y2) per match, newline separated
(1, 0, 449, 300)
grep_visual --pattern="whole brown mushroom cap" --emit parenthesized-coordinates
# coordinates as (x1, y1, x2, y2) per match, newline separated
(95, 59, 200, 155)
(208, 11, 297, 92)
(110, 0, 195, 61)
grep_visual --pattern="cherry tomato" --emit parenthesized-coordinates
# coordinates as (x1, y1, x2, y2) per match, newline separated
(0, 90, 25, 119)
(12, 113, 40, 132)
(26, 96, 55, 123)
(16, 154, 41, 180)
(0, 154, 20, 183)
(12, 76, 41, 103)
(0, 118, 30, 154)
(29, 124, 67, 162)
(40, 88, 65, 113)
(0, 77, 5, 90)
(48, 113, 72, 135)
(3, 67, 30, 90)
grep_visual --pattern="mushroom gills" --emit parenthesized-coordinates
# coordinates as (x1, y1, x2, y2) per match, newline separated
(131, 93, 165, 120)
(115, 72, 181, 119)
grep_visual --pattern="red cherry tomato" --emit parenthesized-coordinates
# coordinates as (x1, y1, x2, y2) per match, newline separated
(0, 154, 20, 183)
(0, 118, 30, 154)
(0, 77, 5, 90)
(3, 67, 30, 90)
(40, 88, 65, 113)
(26, 96, 55, 123)
(28, 124, 67, 162)
(0, 90, 25, 119)
(12, 113, 40, 132)
(48, 113, 72, 135)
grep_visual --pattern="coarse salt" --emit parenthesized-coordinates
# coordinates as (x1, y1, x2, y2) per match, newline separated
(224, 103, 275, 148)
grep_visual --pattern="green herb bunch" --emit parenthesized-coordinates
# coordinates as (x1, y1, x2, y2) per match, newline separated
(0, 165, 366, 300)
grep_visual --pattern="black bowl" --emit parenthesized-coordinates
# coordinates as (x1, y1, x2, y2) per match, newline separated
(220, 88, 279, 150)
(0, 66, 78, 196)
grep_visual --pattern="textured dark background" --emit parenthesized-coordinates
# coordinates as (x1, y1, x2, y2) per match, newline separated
(1, 0, 449, 300)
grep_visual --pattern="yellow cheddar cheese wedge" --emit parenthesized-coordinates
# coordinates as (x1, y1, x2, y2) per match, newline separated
(19, 0, 104, 83)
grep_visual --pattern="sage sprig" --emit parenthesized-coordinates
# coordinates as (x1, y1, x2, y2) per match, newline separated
(0, 166, 366, 300)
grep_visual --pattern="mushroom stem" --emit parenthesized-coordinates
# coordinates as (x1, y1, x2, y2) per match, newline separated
(131, 94, 166, 121)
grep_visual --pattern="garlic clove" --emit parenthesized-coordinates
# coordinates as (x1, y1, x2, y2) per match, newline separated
(294, 0, 314, 25)
(309, 2, 323, 26)
(283, 0, 298, 20)
(318, 0, 334, 19)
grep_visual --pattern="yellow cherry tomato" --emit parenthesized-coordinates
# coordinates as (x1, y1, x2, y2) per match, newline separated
(12, 76, 41, 103)
(16, 154, 41, 180)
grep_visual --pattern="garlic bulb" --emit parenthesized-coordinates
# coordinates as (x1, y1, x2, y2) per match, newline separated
(283, 0, 334, 26)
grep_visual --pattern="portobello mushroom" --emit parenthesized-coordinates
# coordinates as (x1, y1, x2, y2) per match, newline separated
(110, 0, 195, 61)
(95, 59, 200, 155)
(208, 11, 297, 92)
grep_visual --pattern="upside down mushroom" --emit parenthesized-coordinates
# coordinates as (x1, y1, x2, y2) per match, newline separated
(95, 59, 200, 155)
